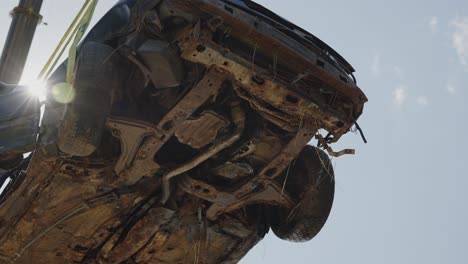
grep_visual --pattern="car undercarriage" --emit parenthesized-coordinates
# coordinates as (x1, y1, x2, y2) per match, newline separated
(0, 0, 367, 263)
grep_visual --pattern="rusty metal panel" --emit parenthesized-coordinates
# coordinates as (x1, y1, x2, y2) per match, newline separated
(175, 111, 229, 149)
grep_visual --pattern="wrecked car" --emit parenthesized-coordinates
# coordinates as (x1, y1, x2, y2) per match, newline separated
(0, 0, 367, 263)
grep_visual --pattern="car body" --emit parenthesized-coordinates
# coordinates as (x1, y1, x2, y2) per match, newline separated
(0, 0, 367, 263)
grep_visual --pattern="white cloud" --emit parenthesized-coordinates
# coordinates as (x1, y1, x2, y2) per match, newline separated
(371, 52, 381, 78)
(446, 84, 456, 95)
(392, 85, 407, 107)
(429, 16, 438, 33)
(451, 17, 468, 66)
(393, 66, 405, 80)
(416, 96, 430, 107)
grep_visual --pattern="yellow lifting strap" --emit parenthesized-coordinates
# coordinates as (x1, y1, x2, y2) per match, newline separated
(37, 0, 99, 84)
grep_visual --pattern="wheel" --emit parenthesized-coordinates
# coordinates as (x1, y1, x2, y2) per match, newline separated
(270, 145, 335, 242)
(57, 42, 122, 157)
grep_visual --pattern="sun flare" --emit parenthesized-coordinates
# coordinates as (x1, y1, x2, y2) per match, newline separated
(24, 80, 47, 102)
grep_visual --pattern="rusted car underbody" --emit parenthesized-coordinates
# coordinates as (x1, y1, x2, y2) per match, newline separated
(0, 0, 367, 263)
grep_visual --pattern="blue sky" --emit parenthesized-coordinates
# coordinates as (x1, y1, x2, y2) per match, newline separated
(1, 1, 468, 263)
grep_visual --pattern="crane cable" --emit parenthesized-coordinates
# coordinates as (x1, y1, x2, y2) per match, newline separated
(37, 0, 98, 84)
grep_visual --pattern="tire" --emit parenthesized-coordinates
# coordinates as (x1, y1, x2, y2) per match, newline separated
(270, 145, 335, 242)
(57, 42, 122, 157)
